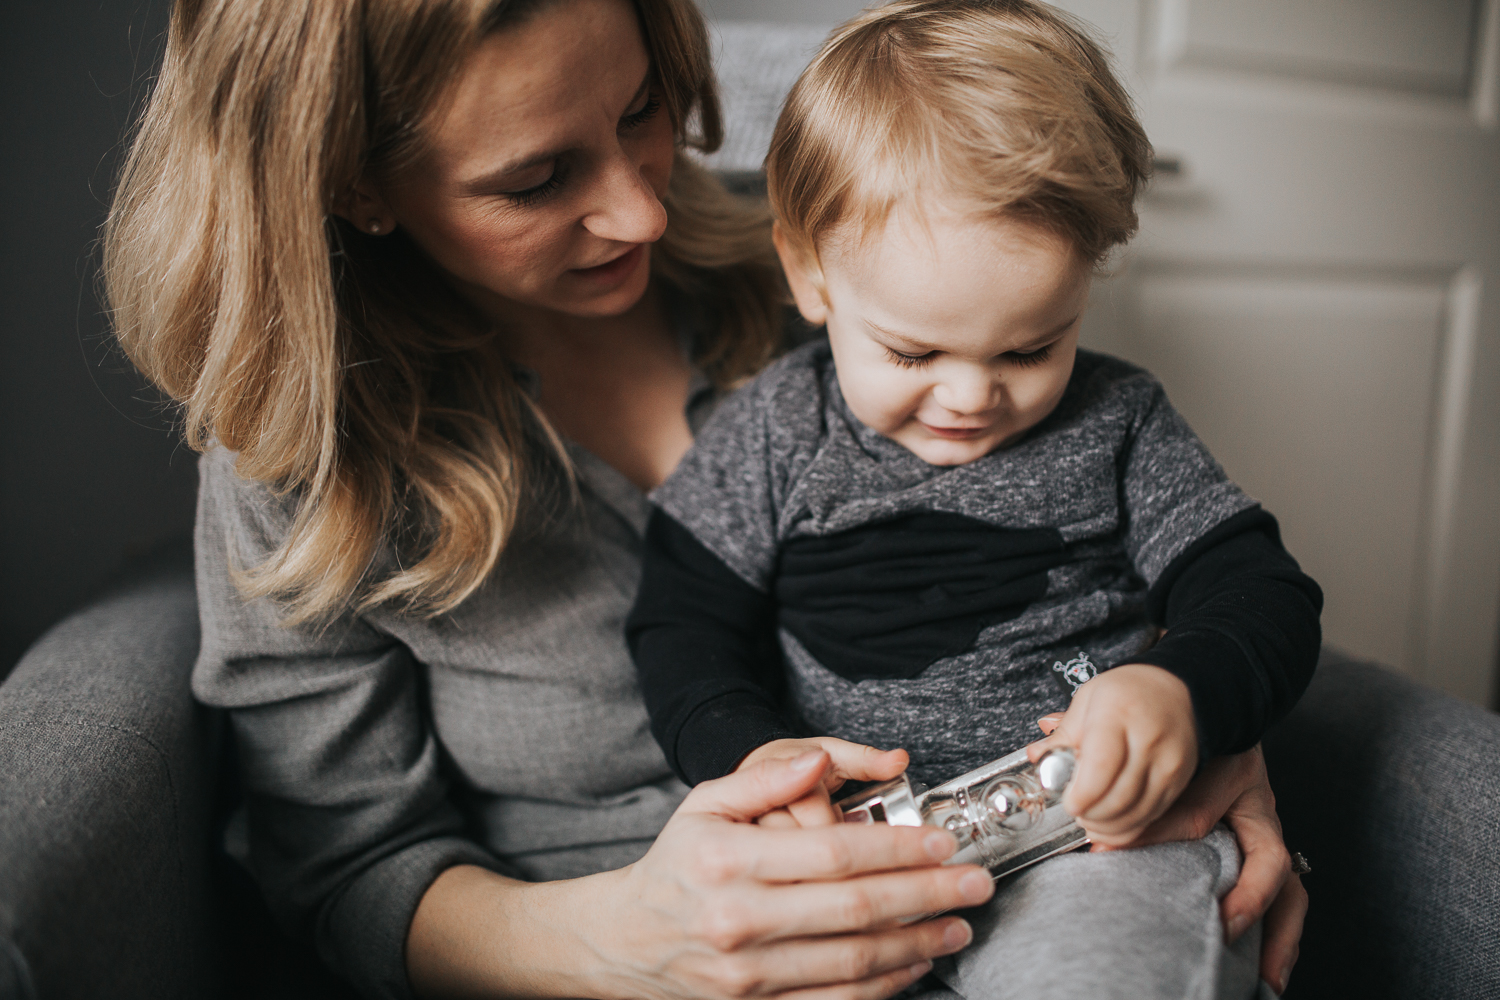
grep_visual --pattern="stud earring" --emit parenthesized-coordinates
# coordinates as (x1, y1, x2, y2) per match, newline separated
(367, 219, 384, 235)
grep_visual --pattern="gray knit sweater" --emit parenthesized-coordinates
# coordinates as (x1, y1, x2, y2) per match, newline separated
(646, 341, 1263, 786)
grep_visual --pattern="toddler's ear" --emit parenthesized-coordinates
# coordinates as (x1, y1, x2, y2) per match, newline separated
(772, 222, 830, 327)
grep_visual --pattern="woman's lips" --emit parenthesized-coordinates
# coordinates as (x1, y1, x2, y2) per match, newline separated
(569, 244, 645, 286)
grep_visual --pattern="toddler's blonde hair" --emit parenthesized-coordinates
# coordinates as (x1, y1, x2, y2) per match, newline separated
(767, 0, 1151, 272)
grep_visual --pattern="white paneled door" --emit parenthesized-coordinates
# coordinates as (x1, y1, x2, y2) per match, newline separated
(1071, 0, 1500, 705)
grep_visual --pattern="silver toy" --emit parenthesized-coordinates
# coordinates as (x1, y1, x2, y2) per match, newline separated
(836, 747, 1088, 879)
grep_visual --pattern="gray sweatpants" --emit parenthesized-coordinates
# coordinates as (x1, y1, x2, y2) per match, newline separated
(926, 827, 1270, 1000)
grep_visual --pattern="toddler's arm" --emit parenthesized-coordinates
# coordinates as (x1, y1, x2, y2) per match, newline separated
(1034, 510, 1323, 845)
(627, 507, 801, 785)
(628, 509, 907, 821)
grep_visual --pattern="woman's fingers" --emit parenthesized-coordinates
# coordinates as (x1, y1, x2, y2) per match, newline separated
(1215, 752, 1290, 942)
(819, 742, 909, 786)
(741, 823, 962, 884)
(723, 865, 993, 944)
(685, 917, 971, 998)
(1258, 875, 1307, 994)
(756, 808, 801, 829)
(773, 959, 936, 1000)
(788, 787, 842, 827)
(688, 751, 832, 823)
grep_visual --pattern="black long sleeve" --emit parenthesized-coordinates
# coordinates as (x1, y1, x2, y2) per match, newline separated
(1133, 507, 1323, 759)
(628, 506, 1323, 785)
(626, 508, 798, 785)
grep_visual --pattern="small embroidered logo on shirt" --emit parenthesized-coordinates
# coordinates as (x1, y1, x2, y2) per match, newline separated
(1052, 652, 1098, 694)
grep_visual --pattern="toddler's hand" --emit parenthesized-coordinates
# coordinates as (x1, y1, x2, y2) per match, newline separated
(1027, 664, 1197, 848)
(735, 737, 909, 828)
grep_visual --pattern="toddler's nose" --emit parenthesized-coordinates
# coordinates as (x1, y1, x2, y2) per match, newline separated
(933, 370, 999, 415)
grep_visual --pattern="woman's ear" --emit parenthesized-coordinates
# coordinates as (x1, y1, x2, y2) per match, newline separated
(334, 180, 397, 236)
(772, 223, 830, 327)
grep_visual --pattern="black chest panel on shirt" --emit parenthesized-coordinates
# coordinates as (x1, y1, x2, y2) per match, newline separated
(773, 512, 1069, 682)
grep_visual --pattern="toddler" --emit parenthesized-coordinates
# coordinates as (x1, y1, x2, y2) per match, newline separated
(629, 2, 1321, 996)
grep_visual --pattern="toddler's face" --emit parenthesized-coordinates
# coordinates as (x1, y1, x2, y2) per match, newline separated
(777, 201, 1091, 466)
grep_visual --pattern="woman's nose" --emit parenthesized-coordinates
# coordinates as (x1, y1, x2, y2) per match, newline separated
(932, 369, 999, 415)
(581, 151, 668, 245)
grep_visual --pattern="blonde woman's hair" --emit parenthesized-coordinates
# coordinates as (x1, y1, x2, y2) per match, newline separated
(103, 0, 783, 625)
(767, 0, 1151, 272)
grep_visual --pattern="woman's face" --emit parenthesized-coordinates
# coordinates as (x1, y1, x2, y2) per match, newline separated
(370, 0, 675, 322)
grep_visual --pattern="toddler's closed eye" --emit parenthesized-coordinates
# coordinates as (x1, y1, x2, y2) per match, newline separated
(1006, 342, 1055, 367)
(884, 347, 936, 368)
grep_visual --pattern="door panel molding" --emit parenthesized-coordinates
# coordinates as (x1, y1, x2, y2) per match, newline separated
(1152, 0, 1478, 95)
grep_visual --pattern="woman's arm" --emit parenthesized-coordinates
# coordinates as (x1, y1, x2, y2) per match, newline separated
(194, 450, 508, 998)
(408, 751, 990, 1000)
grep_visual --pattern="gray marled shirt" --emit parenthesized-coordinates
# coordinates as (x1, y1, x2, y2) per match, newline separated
(650, 341, 1257, 786)
(192, 373, 721, 999)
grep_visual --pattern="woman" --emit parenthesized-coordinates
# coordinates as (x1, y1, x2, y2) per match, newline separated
(103, 0, 1306, 997)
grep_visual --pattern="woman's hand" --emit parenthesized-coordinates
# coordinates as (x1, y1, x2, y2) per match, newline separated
(589, 750, 991, 1000)
(736, 738, 910, 828)
(1119, 745, 1307, 995)
(1033, 715, 1307, 995)
(409, 749, 990, 1000)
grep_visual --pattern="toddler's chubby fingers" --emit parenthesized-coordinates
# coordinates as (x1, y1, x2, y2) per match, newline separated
(1024, 718, 1071, 762)
(1064, 726, 1127, 818)
(1073, 749, 1150, 827)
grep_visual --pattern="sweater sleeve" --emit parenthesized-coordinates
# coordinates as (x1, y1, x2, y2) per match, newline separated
(1132, 507, 1323, 759)
(191, 449, 508, 1000)
(626, 508, 799, 785)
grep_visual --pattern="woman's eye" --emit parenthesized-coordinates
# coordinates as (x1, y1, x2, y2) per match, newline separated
(620, 93, 663, 131)
(501, 161, 569, 207)
(884, 347, 935, 369)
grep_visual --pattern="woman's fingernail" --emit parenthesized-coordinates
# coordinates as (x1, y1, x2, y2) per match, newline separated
(958, 870, 993, 904)
(1277, 964, 1293, 994)
(909, 960, 933, 979)
(942, 919, 973, 952)
(1225, 913, 1249, 942)
(924, 831, 956, 860)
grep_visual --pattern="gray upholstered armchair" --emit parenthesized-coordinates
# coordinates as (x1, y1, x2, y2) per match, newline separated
(3, 544, 1498, 998)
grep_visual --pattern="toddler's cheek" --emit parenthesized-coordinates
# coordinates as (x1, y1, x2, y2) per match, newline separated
(846, 380, 921, 435)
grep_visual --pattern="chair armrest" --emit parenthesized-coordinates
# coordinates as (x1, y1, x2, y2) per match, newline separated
(0, 548, 217, 999)
(1264, 647, 1500, 1000)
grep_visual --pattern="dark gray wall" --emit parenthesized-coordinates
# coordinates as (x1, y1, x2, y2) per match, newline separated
(1, 1, 192, 675)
